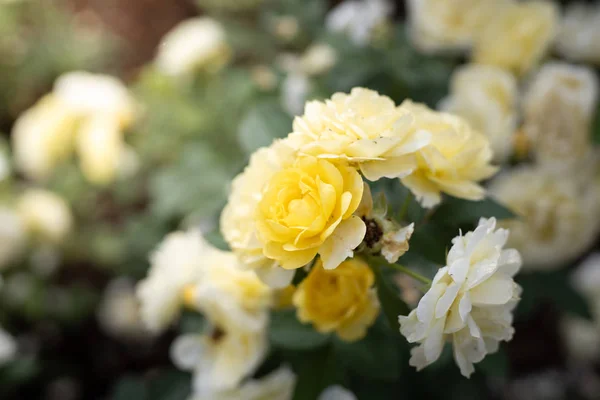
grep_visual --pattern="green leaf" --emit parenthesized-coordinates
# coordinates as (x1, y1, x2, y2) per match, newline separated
(290, 345, 339, 400)
(148, 369, 191, 400)
(516, 270, 593, 321)
(333, 320, 401, 381)
(237, 100, 292, 156)
(477, 348, 509, 378)
(408, 223, 453, 265)
(111, 376, 148, 400)
(370, 260, 410, 332)
(270, 309, 331, 350)
(433, 197, 516, 226)
(0, 357, 40, 390)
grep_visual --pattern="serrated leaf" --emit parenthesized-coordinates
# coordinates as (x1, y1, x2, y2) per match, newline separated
(238, 101, 292, 156)
(270, 309, 331, 350)
(433, 197, 516, 227)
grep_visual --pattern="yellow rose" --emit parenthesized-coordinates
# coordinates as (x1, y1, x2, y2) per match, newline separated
(293, 258, 379, 342)
(221, 139, 298, 288)
(440, 64, 518, 162)
(288, 88, 431, 181)
(407, 0, 502, 53)
(522, 62, 598, 169)
(398, 101, 498, 208)
(473, 1, 558, 75)
(256, 155, 366, 271)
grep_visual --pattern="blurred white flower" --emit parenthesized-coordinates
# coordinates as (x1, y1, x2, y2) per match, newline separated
(136, 230, 211, 332)
(12, 72, 136, 184)
(440, 64, 518, 162)
(155, 18, 231, 76)
(189, 366, 296, 400)
(490, 167, 600, 270)
(172, 330, 268, 396)
(407, 0, 500, 53)
(98, 278, 152, 341)
(17, 189, 73, 244)
(399, 218, 522, 377)
(0, 207, 26, 270)
(300, 44, 337, 76)
(560, 316, 600, 363)
(272, 16, 300, 42)
(573, 253, 600, 304)
(318, 385, 357, 400)
(281, 74, 311, 116)
(326, 0, 393, 46)
(0, 328, 16, 366)
(555, 3, 600, 65)
(523, 62, 598, 169)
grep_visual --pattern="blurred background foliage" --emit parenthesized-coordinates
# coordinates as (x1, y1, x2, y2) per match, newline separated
(0, 0, 599, 400)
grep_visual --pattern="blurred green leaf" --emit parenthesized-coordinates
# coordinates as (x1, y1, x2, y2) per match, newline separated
(432, 197, 517, 226)
(179, 311, 207, 334)
(0, 357, 40, 390)
(111, 376, 148, 400)
(290, 345, 338, 400)
(148, 369, 191, 400)
(238, 100, 292, 156)
(409, 223, 453, 265)
(270, 309, 331, 350)
(370, 259, 410, 332)
(477, 348, 509, 378)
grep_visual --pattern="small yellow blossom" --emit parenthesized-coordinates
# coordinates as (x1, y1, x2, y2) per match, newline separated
(522, 62, 598, 169)
(289, 88, 432, 181)
(407, 0, 501, 53)
(473, 1, 558, 75)
(17, 189, 73, 244)
(399, 101, 498, 208)
(155, 18, 231, 76)
(440, 64, 518, 162)
(293, 258, 379, 342)
(256, 156, 366, 271)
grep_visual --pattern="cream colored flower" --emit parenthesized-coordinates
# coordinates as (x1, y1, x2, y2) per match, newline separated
(17, 189, 72, 244)
(189, 366, 296, 400)
(185, 255, 272, 334)
(136, 230, 211, 332)
(221, 140, 297, 288)
(572, 253, 600, 304)
(12, 95, 77, 181)
(326, 0, 393, 46)
(53, 71, 135, 125)
(300, 44, 337, 76)
(473, 1, 558, 75)
(440, 64, 518, 162)
(398, 100, 497, 208)
(155, 18, 231, 76)
(289, 88, 432, 181)
(97, 278, 152, 341)
(172, 330, 268, 396)
(0, 207, 26, 269)
(319, 386, 357, 400)
(522, 62, 598, 169)
(12, 72, 135, 184)
(407, 0, 501, 53)
(293, 258, 379, 342)
(490, 167, 600, 270)
(555, 3, 600, 65)
(399, 218, 522, 377)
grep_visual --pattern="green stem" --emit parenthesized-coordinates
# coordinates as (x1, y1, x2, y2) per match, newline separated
(385, 262, 432, 286)
(397, 193, 412, 221)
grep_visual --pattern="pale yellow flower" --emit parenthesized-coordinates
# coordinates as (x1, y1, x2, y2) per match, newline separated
(522, 62, 598, 169)
(12, 95, 77, 181)
(189, 366, 296, 400)
(407, 0, 502, 53)
(256, 156, 366, 271)
(300, 44, 337, 76)
(293, 258, 379, 342)
(490, 167, 600, 270)
(17, 189, 73, 244)
(555, 3, 600, 65)
(289, 88, 432, 181)
(155, 18, 231, 76)
(399, 100, 498, 208)
(221, 140, 298, 288)
(473, 1, 558, 75)
(440, 64, 518, 162)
